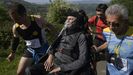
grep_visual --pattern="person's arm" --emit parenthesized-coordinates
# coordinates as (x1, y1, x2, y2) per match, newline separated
(7, 24, 19, 62)
(92, 42, 107, 53)
(11, 24, 20, 53)
(44, 54, 54, 71)
(98, 42, 107, 51)
(59, 34, 88, 72)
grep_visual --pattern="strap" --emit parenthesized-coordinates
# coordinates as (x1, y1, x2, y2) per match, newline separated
(100, 16, 107, 25)
(94, 16, 98, 25)
(95, 16, 107, 26)
(30, 15, 43, 28)
(30, 15, 36, 22)
(114, 37, 125, 57)
(15, 23, 20, 28)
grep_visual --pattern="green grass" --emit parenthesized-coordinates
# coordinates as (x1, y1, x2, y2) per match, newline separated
(0, 55, 21, 75)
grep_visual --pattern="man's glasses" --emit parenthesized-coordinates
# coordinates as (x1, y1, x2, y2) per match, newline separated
(107, 21, 120, 27)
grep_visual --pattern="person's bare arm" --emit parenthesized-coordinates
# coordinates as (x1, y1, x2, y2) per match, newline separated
(12, 24, 19, 38)
(98, 42, 107, 51)
(92, 42, 107, 53)
(44, 54, 54, 71)
(7, 24, 20, 62)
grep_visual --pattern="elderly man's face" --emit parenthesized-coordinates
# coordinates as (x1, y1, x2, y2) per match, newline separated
(106, 15, 125, 35)
(65, 16, 77, 28)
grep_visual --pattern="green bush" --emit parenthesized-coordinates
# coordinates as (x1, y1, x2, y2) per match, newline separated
(47, 0, 75, 25)
(46, 0, 78, 43)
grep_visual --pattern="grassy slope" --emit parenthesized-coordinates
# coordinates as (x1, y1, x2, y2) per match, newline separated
(0, 0, 98, 75)
(0, 55, 20, 75)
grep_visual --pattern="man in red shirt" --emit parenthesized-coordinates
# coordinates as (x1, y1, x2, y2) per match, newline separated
(86, 4, 108, 75)
(87, 4, 108, 46)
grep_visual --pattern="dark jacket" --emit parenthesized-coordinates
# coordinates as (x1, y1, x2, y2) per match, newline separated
(49, 28, 90, 72)
(29, 23, 92, 75)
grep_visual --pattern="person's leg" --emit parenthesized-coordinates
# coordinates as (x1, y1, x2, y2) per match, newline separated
(17, 57, 33, 75)
(94, 38, 106, 75)
(29, 63, 48, 75)
(29, 57, 73, 75)
(28, 58, 64, 75)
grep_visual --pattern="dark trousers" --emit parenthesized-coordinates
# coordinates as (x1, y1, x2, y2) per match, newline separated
(91, 37, 107, 75)
(29, 57, 92, 75)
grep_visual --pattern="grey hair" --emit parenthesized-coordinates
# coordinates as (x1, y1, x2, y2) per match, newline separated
(105, 4, 128, 20)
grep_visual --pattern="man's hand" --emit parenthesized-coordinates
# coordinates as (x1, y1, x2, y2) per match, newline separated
(91, 45, 98, 53)
(49, 67, 61, 74)
(44, 54, 53, 71)
(7, 52, 15, 62)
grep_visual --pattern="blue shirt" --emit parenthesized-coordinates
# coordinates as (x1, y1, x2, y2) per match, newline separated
(103, 27, 133, 75)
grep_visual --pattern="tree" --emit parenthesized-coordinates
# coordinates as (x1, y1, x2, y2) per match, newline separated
(46, 0, 75, 25)
(0, 3, 10, 22)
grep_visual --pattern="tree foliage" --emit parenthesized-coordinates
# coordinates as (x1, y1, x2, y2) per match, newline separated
(46, 0, 75, 25)
(0, 2, 12, 50)
(0, 2, 10, 22)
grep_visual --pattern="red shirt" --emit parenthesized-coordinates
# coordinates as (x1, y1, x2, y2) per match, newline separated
(87, 16, 108, 40)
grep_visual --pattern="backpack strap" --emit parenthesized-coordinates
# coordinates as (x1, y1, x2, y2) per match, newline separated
(94, 16, 98, 25)
(99, 16, 107, 25)
(95, 16, 107, 26)
(30, 15, 36, 22)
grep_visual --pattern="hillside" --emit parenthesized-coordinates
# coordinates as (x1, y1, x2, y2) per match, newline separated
(0, 0, 49, 15)
(0, 0, 99, 17)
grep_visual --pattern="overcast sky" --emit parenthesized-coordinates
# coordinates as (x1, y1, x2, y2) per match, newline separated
(24, 0, 111, 4)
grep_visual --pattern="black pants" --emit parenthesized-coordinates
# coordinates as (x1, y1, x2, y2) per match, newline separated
(29, 58, 93, 75)
(29, 63, 48, 75)
(29, 63, 92, 75)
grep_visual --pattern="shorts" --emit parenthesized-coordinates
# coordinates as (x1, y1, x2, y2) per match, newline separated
(23, 43, 49, 58)
(22, 48, 32, 58)
(23, 47, 46, 58)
